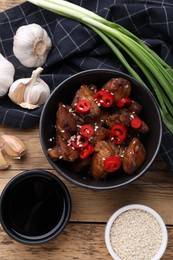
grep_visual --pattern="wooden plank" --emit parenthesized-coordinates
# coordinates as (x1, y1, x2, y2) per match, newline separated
(0, 0, 25, 12)
(0, 223, 173, 260)
(0, 223, 111, 260)
(1, 1, 173, 258)
(1, 127, 173, 224)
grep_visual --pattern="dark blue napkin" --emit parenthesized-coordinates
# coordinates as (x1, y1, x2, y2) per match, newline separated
(0, 0, 173, 171)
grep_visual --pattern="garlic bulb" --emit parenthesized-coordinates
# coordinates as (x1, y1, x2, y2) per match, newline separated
(0, 54, 15, 97)
(13, 23, 52, 68)
(8, 67, 50, 109)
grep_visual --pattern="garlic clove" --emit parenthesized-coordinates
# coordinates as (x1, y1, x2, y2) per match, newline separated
(0, 54, 15, 97)
(9, 82, 26, 104)
(13, 23, 52, 68)
(8, 78, 29, 105)
(2, 134, 27, 159)
(0, 149, 10, 170)
(8, 67, 50, 109)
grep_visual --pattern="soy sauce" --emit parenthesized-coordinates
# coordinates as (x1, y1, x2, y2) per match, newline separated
(4, 176, 65, 238)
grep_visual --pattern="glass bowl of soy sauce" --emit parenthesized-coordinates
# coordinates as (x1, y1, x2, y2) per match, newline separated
(0, 169, 71, 245)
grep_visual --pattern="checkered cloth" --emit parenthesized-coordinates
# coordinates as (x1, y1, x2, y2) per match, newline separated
(0, 0, 173, 171)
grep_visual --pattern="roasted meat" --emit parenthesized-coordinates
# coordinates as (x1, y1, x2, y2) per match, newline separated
(122, 137, 146, 175)
(56, 103, 77, 140)
(48, 134, 79, 161)
(102, 78, 131, 104)
(106, 108, 149, 134)
(106, 108, 131, 128)
(128, 100, 142, 114)
(91, 141, 114, 179)
(47, 77, 149, 179)
(90, 126, 110, 144)
(71, 84, 100, 118)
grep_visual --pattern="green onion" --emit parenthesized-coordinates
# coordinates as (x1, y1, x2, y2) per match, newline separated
(28, 0, 173, 134)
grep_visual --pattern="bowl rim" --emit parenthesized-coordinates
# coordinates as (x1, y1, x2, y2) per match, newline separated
(0, 169, 72, 245)
(105, 204, 168, 260)
(40, 69, 162, 190)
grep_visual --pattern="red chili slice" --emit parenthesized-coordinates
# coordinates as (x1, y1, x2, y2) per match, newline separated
(80, 124, 94, 138)
(75, 100, 91, 114)
(79, 144, 94, 159)
(94, 90, 114, 107)
(104, 155, 121, 172)
(131, 117, 142, 129)
(110, 124, 127, 144)
(71, 134, 88, 148)
(117, 97, 132, 108)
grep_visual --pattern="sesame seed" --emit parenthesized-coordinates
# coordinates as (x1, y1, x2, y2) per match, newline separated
(110, 209, 162, 260)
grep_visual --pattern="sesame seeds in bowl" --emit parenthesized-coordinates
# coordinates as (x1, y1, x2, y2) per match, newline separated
(105, 204, 168, 260)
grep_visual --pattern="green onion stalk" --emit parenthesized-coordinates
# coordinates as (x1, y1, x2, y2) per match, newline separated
(28, 0, 173, 134)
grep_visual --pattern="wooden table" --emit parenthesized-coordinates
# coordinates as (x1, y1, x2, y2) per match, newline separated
(1, 1, 173, 259)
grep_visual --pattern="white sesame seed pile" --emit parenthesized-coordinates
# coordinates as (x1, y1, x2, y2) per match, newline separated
(110, 209, 162, 260)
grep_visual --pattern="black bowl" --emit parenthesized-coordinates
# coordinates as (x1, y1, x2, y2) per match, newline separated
(40, 69, 162, 190)
(0, 170, 71, 245)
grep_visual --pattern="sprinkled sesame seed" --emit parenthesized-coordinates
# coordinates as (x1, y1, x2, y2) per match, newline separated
(130, 114, 135, 119)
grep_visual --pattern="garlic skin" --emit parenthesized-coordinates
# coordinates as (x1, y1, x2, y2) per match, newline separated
(2, 134, 27, 159)
(13, 23, 52, 68)
(0, 54, 15, 97)
(8, 67, 50, 109)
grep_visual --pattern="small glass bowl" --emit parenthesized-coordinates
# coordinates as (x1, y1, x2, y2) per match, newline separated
(105, 204, 168, 260)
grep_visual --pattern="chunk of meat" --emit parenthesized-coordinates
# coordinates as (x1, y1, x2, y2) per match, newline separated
(128, 100, 142, 114)
(122, 137, 146, 174)
(71, 85, 100, 118)
(106, 108, 131, 128)
(72, 156, 92, 174)
(106, 109, 149, 134)
(91, 141, 114, 179)
(90, 126, 110, 145)
(48, 134, 79, 161)
(102, 78, 131, 104)
(56, 103, 77, 140)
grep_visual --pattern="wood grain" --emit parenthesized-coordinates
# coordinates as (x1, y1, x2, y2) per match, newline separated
(0, 0, 25, 12)
(1, 0, 173, 259)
